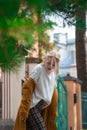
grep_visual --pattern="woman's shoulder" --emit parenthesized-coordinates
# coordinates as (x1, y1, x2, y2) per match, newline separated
(30, 64, 42, 76)
(34, 63, 42, 70)
(29, 64, 42, 82)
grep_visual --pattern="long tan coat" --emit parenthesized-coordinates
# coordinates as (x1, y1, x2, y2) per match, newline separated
(13, 77, 58, 130)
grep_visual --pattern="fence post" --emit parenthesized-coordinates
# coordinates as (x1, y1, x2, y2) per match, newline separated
(63, 74, 82, 130)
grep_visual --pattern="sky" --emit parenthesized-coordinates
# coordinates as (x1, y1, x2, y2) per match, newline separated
(49, 15, 87, 40)
(47, 15, 75, 42)
(47, 14, 87, 45)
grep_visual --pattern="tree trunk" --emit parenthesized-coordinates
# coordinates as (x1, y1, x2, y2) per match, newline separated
(75, 7, 87, 92)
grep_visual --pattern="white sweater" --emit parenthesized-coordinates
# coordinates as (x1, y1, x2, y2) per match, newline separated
(30, 64, 56, 109)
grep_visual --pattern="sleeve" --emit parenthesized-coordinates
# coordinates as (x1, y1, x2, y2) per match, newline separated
(13, 78, 35, 130)
(17, 78, 35, 119)
(29, 65, 40, 83)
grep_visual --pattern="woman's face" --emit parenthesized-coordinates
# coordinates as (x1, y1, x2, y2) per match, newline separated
(44, 57, 55, 74)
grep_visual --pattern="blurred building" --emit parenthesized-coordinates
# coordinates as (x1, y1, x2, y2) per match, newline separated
(53, 32, 77, 77)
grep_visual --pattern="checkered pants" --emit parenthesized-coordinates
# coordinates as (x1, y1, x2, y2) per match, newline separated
(26, 100, 47, 130)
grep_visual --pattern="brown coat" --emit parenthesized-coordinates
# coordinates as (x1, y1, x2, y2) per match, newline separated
(13, 77, 58, 130)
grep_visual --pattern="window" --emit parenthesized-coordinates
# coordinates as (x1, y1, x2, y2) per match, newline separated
(53, 33, 68, 45)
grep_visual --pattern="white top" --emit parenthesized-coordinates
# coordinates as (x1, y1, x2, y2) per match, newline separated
(30, 64, 56, 109)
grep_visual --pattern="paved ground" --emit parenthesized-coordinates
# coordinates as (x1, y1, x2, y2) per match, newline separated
(0, 120, 14, 130)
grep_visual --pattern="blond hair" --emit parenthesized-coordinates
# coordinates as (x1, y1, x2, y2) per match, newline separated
(42, 50, 60, 75)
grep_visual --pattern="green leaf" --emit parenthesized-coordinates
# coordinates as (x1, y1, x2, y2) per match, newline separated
(0, 0, 20, 19)
(0, 34, 27, 71)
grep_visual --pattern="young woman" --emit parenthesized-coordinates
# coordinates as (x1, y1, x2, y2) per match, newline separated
(13, 50, 60, 130)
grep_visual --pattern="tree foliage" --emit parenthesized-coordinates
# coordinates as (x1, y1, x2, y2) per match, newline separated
(0, 0, 56, 71)
(0, 0, 87, 72)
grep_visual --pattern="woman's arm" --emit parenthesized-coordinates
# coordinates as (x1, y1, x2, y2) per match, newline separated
(18, 78, 35, 120)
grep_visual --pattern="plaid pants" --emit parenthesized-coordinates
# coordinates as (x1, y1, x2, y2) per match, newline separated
(26, 100, 47, 130)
